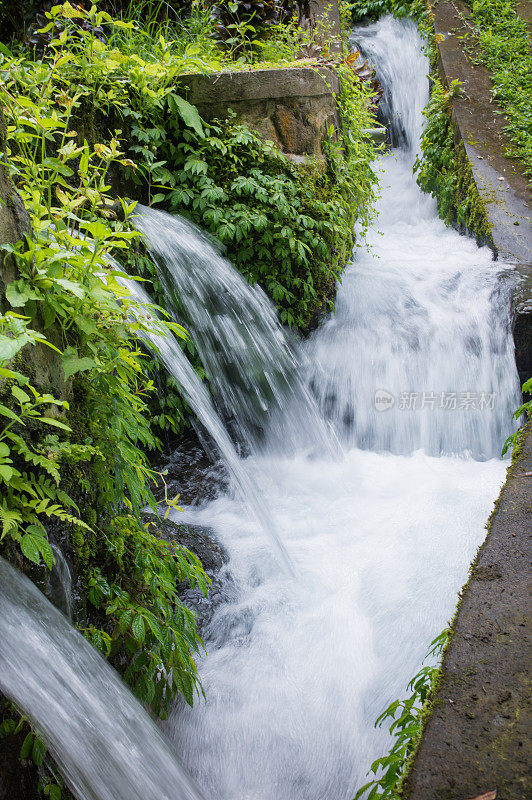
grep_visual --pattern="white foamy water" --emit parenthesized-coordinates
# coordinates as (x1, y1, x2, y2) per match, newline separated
(167, 451, 505, 798)
(0, 557, 206, 800)
(165, 16, 520, 800)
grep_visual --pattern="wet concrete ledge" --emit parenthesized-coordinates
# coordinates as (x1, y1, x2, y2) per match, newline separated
(431, 0, 532, 265)
(432, 0, 531, 371)
(403, 423, 532, 799)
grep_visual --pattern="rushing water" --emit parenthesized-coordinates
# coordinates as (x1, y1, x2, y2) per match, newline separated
(163, 16, 520, 800)
(122, 277, 294, 574)
(0, 14, 522, 800)
(0, 557, 205, 800)
(133, 207, 334, 456)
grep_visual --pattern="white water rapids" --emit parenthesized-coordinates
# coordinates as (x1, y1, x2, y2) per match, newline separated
(161, 16, 520, 800)
(0, 14, 522, 800)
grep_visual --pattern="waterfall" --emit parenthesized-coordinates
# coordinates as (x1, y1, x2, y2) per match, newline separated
(162, 17, 520, 800)
(301, 16, 520, 459)
(46, 544, 73, 620)
(0, 15, 522, 800)
(132, 207, 334, 457)
(0, 557, 205, 800)
(351, 17, 428, 154)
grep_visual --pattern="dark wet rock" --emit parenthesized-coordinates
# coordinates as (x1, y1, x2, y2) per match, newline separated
(151, 431, 230, 507)
(143, 512, 228, 574)
(0, 731, 40, 800)
(142, 512, 233, 632)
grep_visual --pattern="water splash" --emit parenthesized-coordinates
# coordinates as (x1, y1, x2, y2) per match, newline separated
(0, 556, 205, 800)
(350, 16, 428, 154)
(46, 544, 73, 619)
(306, 153, 520, 458)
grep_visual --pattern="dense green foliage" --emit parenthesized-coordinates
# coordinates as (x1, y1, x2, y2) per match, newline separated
(348, 0, 425, 24)
(1, 2, 377, 339)
(160, 90, 377, 328)
(414, 77, 491, 239)
(209, 0, 296, 52)
(466, 0, 532, 179)
(354, 629, 450, 800)
(0, 15, 209, 739)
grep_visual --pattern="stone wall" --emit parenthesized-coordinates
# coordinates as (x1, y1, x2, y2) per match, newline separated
(176, 67, 340, 161)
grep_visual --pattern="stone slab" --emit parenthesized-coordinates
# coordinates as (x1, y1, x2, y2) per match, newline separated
(175, 66, 339, 105)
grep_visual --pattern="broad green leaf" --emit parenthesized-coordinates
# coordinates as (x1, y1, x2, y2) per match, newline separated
(55, 279, 85, 299)
(32, 736, 46, 766)
(132, 614, 145, 645)
(119, 609, 134, 633)
(167, 94, 204, 137)
(0, 367, 29, 384)
(81, 221, 109, 240)
(11, 385, 30, 404)
(39, 417, 72, 432)
(20, 534, 41, 565)
(61, 349, 97, 380)
(0, 465, 14, 482)
(0, 337, 24, 363)
(0, 404, 23, 423)
(20, 732, 33, 759)
(5, 283, 30, 308)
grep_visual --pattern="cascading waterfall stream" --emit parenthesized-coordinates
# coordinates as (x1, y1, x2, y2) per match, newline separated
(120, 277, 295, 575)
(162, 16, 520, 800)
(133, 208, 335, 457)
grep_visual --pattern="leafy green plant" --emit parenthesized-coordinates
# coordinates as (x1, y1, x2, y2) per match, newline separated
(209, 0, 295, 54)
(25, 1, 106, 54)
(4, 2, 378, 331)
(0, 16, 209, 720)
(84, 514, 208, 713)
(348, 0, 425, 24)
(0, 313, 91, 569)
(414, 77, 491, 240)
(354, 629, 450, 800)
(502, 376, 532, 455)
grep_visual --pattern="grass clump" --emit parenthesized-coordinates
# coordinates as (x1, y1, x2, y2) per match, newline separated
(414, 78, 491, 241)
(466, 0, 532, 180)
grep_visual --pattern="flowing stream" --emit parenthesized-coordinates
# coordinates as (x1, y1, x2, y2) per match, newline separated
(0, 14, 522, 800)
(162, 16, 520, 800)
